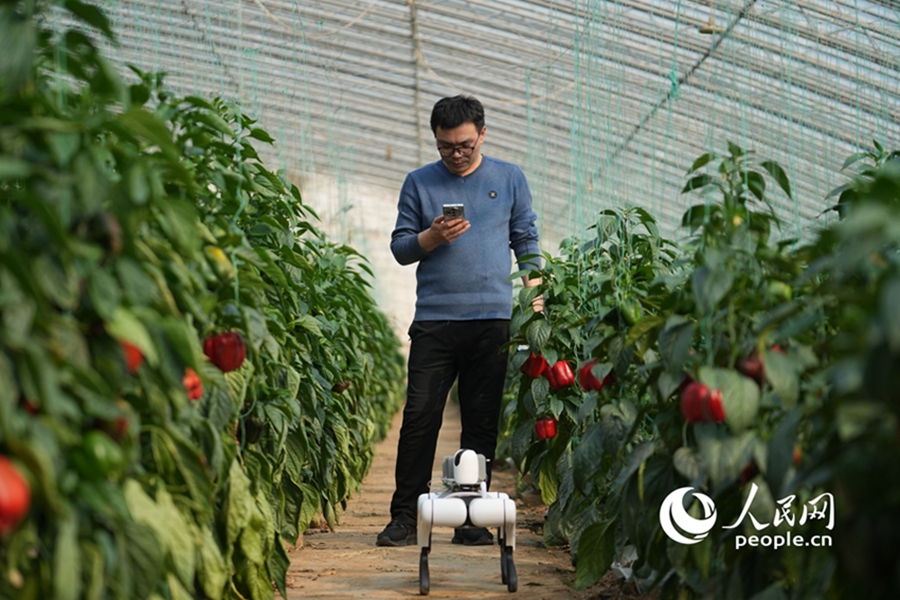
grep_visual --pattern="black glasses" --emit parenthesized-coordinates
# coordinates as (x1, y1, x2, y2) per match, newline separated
(436, 141, 478, 157)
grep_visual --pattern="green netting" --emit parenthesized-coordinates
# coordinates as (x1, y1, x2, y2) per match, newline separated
(76, 0, 899, 254)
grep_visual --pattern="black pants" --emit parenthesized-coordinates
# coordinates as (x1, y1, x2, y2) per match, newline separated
(389, 319, 510, 526)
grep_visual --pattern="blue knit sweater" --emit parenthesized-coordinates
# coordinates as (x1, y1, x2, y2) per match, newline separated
(390, 155, 540, 321)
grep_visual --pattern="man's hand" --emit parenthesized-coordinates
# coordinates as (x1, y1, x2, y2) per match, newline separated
(524, 274, 544, 313)
(418, 215, 470, 253)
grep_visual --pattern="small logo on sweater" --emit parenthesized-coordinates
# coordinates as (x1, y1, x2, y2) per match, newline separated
(489, 190, 497, 198)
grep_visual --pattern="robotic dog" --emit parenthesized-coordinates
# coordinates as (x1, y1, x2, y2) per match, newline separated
(416, 449, 517, 594)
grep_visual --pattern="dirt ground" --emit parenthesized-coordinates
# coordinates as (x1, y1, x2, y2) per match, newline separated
(285, 402, 657, 600)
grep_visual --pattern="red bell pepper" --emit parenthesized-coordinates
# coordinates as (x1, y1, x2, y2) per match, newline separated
(520, 353, 548, 379)
(535, 417, 557, 440)
(203, 332, 247, 373)
(577, 359, 614, 391)
(545, 360, 575, 390)
(680, 381, 726, 423)
(183, 367, 203, 401)
(119, 340, 144, 375)
(0, 456, 31, 535)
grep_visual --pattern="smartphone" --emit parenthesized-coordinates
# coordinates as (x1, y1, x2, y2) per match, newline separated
(442, 204, 465, 221)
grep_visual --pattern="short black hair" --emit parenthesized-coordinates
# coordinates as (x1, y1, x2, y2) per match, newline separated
(430, 95, 485, 135)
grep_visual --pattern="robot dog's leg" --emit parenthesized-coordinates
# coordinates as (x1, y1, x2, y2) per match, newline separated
(416, 493, 468, 595)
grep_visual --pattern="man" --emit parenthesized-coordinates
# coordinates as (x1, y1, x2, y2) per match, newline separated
(377, 95, 541, 547)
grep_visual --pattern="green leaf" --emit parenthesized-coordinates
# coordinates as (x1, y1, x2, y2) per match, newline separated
(47, 133, 80, 168)
(53, 516, 83, 600)
(124, 481, 197, 590)
(65, 0, 116, 39)
(687, 152, 715, 174)
(526, 318, 552, 350)
(841, 152, 869, 171)
(531, 376, 549, 405)
(599, 401, 638, 455)
(253, 247, 290, 288)
(34, 255, 77, 310)
(695, 427, 756, 490)
(765, 408, 800, 498)
(625, 315, 664, 348)
(128, 162, 150, 205)
(657, 316, 694, 373)
(692, 265, 733, 313)
(297, 482, 320, 533)
(760, 160, 792, 199)
(119, 518, 165, 599)
(682, 174, 714, 194)
(160, 427, 215, 514)
(224, 362, 251, 408)
(292, 314, 323, 338)
(726, 141, 745, 158)
(0, 157, 31, 179)
(182, 96, 217, 111)
(575, 520, 616, 590)
(87, 268, 121, 321)
(510, 420, 534, 467)
(156, 197, 200, 256)
(237, 562, 274, 600)
(167, 573, 194, 600)
(226, 460, 254, 548)
(538, 456, 559, 505)
(745, 171, 766, 202)
(763, 349, 799, 409)
(106, 307, 158, 366)
(115, 108, 180, 160)
(268, 535, 291, 598)
(657, 369, 684, 401)
(249, 128, 276, 143)
(613, 441, 655, 490)
(193, 111, 234, 136)
(573, 423, 604, 492)
(116, 258, 156, 307)
(673, 447, 703, 482)
(0, 9, 36, 98)
(241, 524, 266, 566)
(160, 316, 200, 367)
(82, 541, 104, 600)
(284, 365, 301, 399)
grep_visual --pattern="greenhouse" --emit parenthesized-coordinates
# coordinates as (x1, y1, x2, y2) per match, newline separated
(1, 0, 899, 599)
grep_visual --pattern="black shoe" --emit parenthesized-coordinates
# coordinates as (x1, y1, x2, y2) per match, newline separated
(451, 527, 494, 546)
(376, 520, 417, 547)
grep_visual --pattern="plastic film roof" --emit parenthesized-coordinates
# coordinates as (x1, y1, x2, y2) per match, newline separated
(98, 0, 900, 245)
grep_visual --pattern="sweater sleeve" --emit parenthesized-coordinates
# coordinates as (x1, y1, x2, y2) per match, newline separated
(508, 166, 541, 271)
(390, 174, 431, 266)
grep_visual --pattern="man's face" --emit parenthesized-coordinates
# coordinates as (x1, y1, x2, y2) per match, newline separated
(435, 122, 485, 177)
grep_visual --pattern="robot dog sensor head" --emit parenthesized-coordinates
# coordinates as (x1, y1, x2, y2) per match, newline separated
(453, 449, 481, 485)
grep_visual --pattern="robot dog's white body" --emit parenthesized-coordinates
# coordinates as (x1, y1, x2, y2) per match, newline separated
(415, 449, 517, 595)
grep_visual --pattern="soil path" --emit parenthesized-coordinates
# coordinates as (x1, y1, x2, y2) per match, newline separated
(285, 401, 596, 600)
